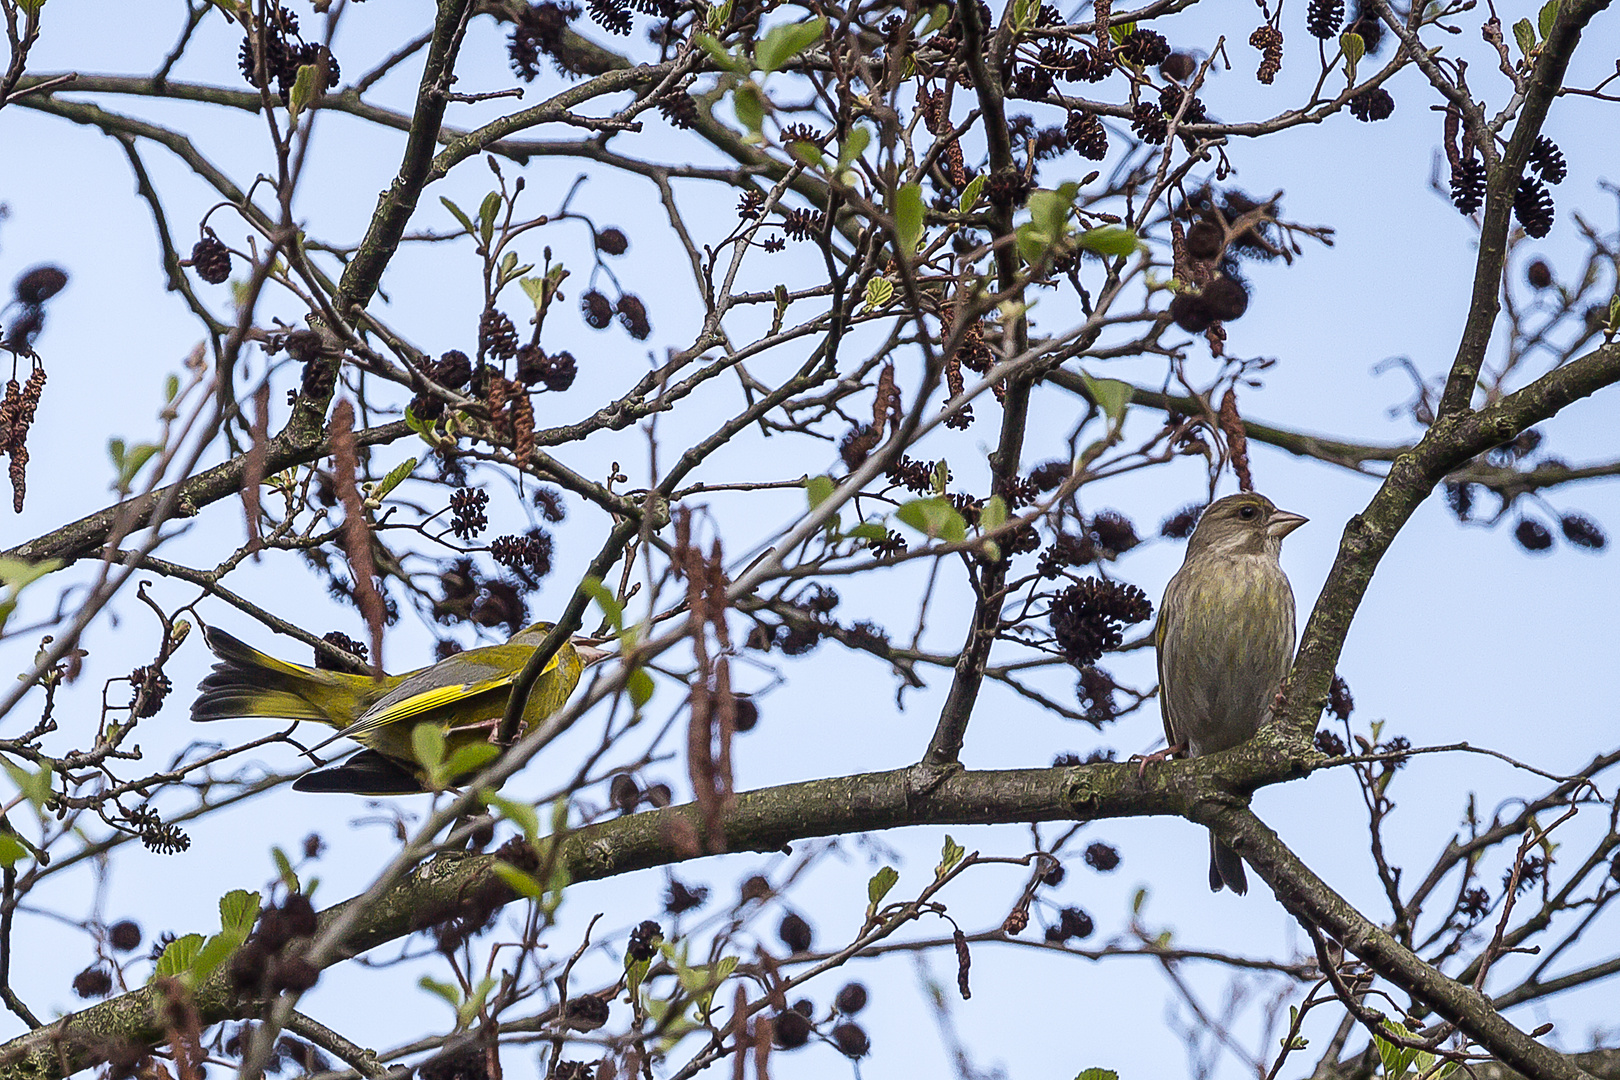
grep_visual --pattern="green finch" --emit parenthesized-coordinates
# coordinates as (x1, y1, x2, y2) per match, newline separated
(191, 623, 597, 794)
(1153, 492, 1307, 895)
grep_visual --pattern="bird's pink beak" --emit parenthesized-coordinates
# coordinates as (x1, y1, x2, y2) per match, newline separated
(1268, 510, 1308, 539)
(574, 642, 614, 667)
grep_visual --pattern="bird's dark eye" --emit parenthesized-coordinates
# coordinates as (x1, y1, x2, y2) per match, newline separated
(1238, 505, 1258, 520)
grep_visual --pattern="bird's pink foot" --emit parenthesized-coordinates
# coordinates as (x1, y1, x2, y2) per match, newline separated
(1131, 741, 1188, 781)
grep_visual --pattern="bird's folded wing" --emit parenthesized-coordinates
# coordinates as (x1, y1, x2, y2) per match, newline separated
(336, 652, 563, 741)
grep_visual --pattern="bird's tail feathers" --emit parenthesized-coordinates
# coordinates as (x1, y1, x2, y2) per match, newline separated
(1208, 833, 1249, 895)
(192, 626, 349, 726)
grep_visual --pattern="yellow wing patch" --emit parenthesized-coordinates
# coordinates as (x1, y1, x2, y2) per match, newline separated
(337, 653, 562, 740)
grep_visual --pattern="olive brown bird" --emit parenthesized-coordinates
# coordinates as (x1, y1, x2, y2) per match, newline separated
(1151, 492, 1307, 895)
(191, 623, 593, 794)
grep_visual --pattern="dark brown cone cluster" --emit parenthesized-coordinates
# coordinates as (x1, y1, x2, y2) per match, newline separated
(189, 236, 232, 283)
(616, 294, 651, 339)
(587, 0, 632, 34)
(1117, 28, 1170, 67)
(509, 1, 582, 81)
(515, 345, 577, 390)
(490, 530, 553, 574)
(1064, 110, 1108, 160)
(314, 630, 368, 671)
(1044, 905, 1094, 941)
(581, 289, 613, 328)
(1306, 0, 1344, 37)
(449, 487, 490, 540)
(479, 308, 519, 360)
(1348, 87, 1394, 121)
(1048, 578, 1153, 666)
(237, 8, 340, 103)
(1513, 176, 1555, 238)
(1450, 158, 1486, 214)
(1169, 275, 1249, 331)
(658, 90, 699, 128)
(626, 919, 662, 962)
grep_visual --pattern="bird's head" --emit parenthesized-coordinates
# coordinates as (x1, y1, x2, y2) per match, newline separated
(1185, 493, 1307, 558)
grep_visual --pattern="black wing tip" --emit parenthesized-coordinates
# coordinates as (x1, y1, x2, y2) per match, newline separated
(292, 749, 426, 795)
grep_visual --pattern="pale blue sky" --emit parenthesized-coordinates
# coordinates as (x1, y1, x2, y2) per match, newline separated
(2, 2, 1617, 1077)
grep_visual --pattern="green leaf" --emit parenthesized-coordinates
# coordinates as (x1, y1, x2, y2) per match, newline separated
(1513, 18, 1536, 57)
(16, 0, 47, 15)
(494, 861, 544, 899)
(1026, 185, 1076, 241)
(441, 197, 476, 236)
(787, 140, 825, 167)
(957, 174, 986, 214)
(287, 63, 318, 123)
(0, 556, 62, 633)
(756, 16, 826, 74)
(1339, 30, 1365, 83)
(419, 975, 463, 1012)
(541, 859, 570, 919)
(153, 934, 206, 980)
(478, 191, 501, 247)
(2, 761, 50, 809)
(112, 442, 162, 493)
(581, 576, 625, 634)
(930, 459, 950, 494)
(1374, 1021, 1418, 1080)
(0, 834, 28, 868)
(519, 276, 547, 311)
(1079, 370, 1132, 426)
(805, 474, 836, 509)
(836, 126, 871, 172)
(936, 835, 965, 878)
(895, 497, 966, 543)
(1077, 225, 1140, 257)
(483, 791, 540, 843)
(460, 975, 498, 1027)
(411, 722, 446, 777)
(894, 182, 925, 257)
(1074, 1071, 1120, 1080)
(848, 521, 888, 542)
(219, 890, 262, 938)
(1107, 20, 1134, 44)
(732, 80, 766, 135)
(271, 846, 301, 894)
(164, 375, 180, 403)
(370, 456, 418, 502)
(625, 954, 652, 999)
(866, 866, 899, 910)
(1538, 0, 1560, 37)
(628, 667, 655, 708)
(693, 31, 739, 70)
(189, 931, 240, 985)
(1015, 223, 1049, 266)
(862, 278, 894, 312)
(0, 557, 62, 592)
(444, 742, 500, 781)
(978, 494, 1007, 534)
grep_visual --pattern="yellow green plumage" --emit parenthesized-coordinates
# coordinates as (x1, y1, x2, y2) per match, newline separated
(192, 623, 584, 794)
